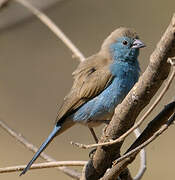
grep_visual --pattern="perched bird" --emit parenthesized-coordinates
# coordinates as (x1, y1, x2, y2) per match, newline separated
(20, 27, 145, 176)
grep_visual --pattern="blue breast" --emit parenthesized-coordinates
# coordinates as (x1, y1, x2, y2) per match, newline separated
(71, 60, 140, 126)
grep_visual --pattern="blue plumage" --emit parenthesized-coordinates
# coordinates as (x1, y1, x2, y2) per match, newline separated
(72, 59, 140, 125)
(20, 28, 145, 175)
(72, 36, 141, 126)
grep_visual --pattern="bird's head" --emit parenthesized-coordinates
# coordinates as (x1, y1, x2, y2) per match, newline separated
(100, 27, 145, 63)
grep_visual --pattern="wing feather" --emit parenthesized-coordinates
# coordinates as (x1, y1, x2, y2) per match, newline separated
(56, 54, 113, 123)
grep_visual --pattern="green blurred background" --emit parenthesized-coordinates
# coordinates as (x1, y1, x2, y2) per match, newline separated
(0, 0, 175, 179)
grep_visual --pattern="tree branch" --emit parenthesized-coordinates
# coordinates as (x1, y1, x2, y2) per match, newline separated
(101, 100, 175, 180)
(0, 161, 87, 174)
(84, 13, 175, 180)
(13, 0, 85, 61)
(0, 119, 81, 179)
(124, 100, 175, 156)
(132, 129, 146, 180)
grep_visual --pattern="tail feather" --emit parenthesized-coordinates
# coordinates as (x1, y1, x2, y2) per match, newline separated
(20, 125, 61, 176)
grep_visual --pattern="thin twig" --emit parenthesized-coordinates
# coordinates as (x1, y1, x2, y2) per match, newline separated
(71, 66, 175, 149)
(133, 129, 146, 180)
(0, 161, 87, 174)
(101, 100, 175, 180)
(115, 112, 175, 165)
(13, 0, 85, 61)
(0, 119, 81, 179)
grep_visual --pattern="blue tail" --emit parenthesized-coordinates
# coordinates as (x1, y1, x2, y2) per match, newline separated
(20, 125, 61, 176)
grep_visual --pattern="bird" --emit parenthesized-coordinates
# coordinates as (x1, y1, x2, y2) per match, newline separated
(20, 27, 145, 176)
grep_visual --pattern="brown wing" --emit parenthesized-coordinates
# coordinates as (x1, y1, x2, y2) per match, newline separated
(55, 54, 113, 122)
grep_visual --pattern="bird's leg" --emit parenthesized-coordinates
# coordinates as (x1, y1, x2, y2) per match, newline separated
(89, 127, 98, 143)
(88, 121, 110, 158)
(88, 120, 109, 143)
(88, 127, 99, 159)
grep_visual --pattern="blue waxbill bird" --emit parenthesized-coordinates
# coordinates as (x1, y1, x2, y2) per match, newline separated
(20, 27, 145, 176)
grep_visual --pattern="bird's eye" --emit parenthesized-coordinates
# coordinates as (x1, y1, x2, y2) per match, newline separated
(122, 40, 128, 45)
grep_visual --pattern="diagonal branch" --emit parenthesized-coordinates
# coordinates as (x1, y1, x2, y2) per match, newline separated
(118, 102, 175, 165)
(132, 128, 146, 180)
(101, 101, 175, 180)
(0, 119, 81, 179)
(13, 0, 85, 61)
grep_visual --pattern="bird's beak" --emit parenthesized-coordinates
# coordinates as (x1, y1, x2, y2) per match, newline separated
(132, 39, 145, 49)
